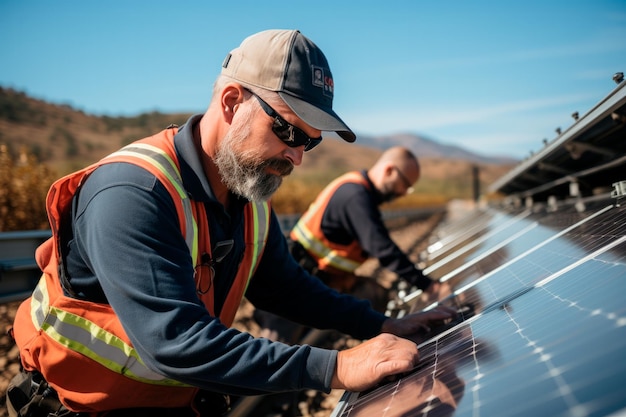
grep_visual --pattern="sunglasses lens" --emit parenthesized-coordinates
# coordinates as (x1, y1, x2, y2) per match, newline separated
(272, 119, 321, 151)
(271, 118, 290, 137)
(305, 138, 322, 151)
(253, 91, 322, 152)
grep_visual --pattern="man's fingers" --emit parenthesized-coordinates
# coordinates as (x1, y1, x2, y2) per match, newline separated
(376, 356, 417, 378)
(333, 334, 420, 392)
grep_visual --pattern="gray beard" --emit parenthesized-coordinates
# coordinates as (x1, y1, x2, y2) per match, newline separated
(215, 148, 283, 201)
(214, 123, 292, 202)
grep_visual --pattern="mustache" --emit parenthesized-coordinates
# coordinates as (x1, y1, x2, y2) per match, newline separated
(262, 158, 294, 176)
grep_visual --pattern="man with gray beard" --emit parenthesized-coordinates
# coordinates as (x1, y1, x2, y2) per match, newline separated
(9, 29, 454, 417)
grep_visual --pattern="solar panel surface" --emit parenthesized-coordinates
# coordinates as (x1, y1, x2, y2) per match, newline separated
(332, 199, 626, 417)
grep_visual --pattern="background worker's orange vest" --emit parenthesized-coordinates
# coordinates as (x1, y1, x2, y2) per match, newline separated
(12, 128, 270, 413)
(290, 171, 369, 277)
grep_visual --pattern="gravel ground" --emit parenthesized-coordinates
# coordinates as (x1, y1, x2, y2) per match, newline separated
(0, 212, 445, 417)
(0, 301, 21, 417)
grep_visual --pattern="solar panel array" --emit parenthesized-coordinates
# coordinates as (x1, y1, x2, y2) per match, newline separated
(331, 79, 626, 417)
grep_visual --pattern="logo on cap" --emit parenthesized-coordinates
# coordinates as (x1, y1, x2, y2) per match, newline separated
(312, 65, 333, 98)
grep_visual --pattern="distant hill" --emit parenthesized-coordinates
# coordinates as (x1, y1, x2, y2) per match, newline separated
(0, 86, 517, 202)
(0, 87, 192, 174)
(352, 133, 518, 165)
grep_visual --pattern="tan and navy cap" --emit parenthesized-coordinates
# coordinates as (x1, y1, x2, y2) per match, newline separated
(221, 29, 356, 143)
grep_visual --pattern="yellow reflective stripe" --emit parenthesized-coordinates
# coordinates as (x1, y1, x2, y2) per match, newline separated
(292, 220, 360, 272)
(42, 309, 189, 386)
(290, 171, 366, 273)
(30, 275, 48, 332)
(103, 144, 199, 265)
(244, 202, 270, 292)
(30, 279, 190, 387)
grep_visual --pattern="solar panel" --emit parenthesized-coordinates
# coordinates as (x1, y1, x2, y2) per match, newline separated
(332, 201, 626, 417)
(431, 201, 614, 288)
(331, 79, 626, 417)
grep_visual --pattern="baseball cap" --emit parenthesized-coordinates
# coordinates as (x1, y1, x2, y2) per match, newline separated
(221, 29, 356, 143)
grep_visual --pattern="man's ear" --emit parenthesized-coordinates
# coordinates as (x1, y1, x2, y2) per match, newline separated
(221, 84, 246, 123)
(383, 162, 395, 178)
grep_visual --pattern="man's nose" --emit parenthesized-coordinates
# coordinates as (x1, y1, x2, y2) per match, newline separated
(284, 146, 304, 166)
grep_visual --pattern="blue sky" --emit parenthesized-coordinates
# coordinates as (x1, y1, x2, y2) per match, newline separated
(1, 0, 625, 159)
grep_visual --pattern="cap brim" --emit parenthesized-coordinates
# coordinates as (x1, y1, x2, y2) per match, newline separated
(279, 92, 356, 143)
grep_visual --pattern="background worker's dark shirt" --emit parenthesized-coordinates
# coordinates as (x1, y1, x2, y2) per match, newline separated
(319, 170, 432, 290)
(63, 115, 387, 396)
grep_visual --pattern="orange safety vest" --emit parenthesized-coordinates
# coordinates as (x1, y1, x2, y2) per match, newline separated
(13, 127, 270, 413)
(290, 171, 369, 276)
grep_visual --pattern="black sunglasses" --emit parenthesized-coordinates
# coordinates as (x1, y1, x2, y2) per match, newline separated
(247, 90, 322, 152)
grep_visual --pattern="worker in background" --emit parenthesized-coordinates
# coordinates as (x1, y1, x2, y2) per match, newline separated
(288, 146, 447, 299)
(8, 29, 455, 417)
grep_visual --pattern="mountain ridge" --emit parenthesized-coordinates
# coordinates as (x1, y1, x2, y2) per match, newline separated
(351, 132, 518, 165)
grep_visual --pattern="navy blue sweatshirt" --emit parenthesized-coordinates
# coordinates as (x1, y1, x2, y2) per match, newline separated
(63, 115, 387, 396)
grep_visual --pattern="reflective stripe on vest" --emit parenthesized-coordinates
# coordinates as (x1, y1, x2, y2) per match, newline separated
(213, 200, 270, 325)
(102, 143, 199, 265)
(291, 222, 361, 272)
(291, 172, 367, 273)
(246, 201, 270, 290)
(30, 275, 188, 386)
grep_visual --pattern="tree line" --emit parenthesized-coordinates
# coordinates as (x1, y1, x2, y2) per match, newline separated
(0, 145, 56, 231)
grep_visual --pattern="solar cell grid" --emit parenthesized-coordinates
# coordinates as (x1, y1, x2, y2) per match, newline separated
(332, 200, 626, 417)
(421, 210, 534, 284)
(425, 202, 624, 318)
(418, 202, 616, 299)
(423, 200, 611, 282)
(423, 208, 515, 262)
(424, 209, 494, 253)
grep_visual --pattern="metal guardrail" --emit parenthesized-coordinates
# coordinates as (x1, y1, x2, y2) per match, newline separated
(0, 207, 444, 304)
(0, 229, 51, 303)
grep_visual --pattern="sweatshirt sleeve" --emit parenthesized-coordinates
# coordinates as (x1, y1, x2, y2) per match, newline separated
(327, 183, 433, 290)
(68, 163, 340, 395)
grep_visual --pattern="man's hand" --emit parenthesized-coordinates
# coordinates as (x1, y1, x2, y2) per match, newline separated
(380, 305, 457, 337)
(331, 333, 419, 392)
